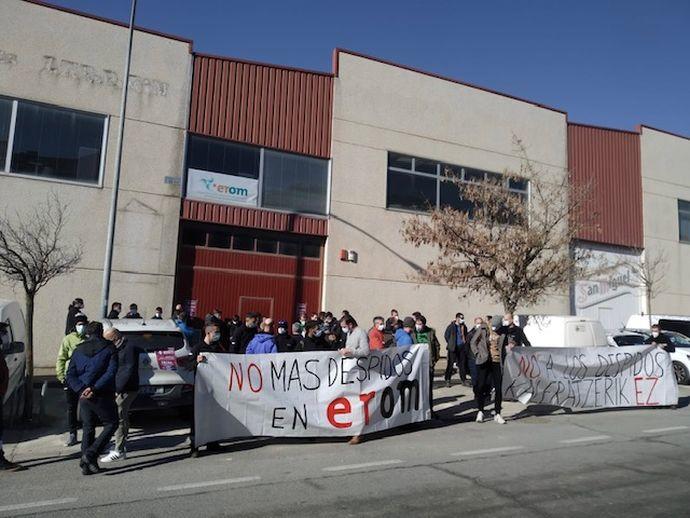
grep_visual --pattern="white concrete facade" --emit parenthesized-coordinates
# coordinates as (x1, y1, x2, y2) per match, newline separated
(0, 0, 192, 368)
(325, 52, 570, 331)
(640, 126, 690, 315)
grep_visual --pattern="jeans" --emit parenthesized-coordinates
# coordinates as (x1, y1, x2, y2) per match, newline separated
(475, 361, 503, 414)
(64, 386, 79, 434)
(80, 396, 118, 462)
(114, 392, 137, 452)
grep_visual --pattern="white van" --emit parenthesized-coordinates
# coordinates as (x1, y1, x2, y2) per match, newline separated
(0, 300, 27, 417)
(626, 314, 690, 332)
(523, 315, 608, 348)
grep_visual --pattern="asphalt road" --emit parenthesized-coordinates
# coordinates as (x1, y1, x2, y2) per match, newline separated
(2, 382, 690, 518)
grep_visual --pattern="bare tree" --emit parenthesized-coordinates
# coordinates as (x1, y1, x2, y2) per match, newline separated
(0, 193, 82, 420)
(626, 249, 668, 327)
(402, 137, 606, 314)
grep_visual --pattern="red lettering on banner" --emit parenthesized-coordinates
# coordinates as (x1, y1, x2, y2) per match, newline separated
(248, 363, 263, 393)
(645, 376, 659, 406)
(327, 397, 352, 428)
(229, 363, 244, 391)
(359, 391, 376, 425)
(634, 376, 660, 406)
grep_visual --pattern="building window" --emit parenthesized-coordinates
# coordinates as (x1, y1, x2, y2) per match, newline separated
(187, 135, 260, 179)
(0, 97, 106, 185)
(679, 199, 690, 243)
(262, 150, 328, 215)
(386, 152, 528, 217)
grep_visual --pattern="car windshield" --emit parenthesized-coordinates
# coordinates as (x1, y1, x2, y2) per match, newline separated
(614, 335, 645, 346)
(121, 331, 185, 352)
(668, 332, 690, 348)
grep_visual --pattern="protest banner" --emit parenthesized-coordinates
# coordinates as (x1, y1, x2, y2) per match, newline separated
(194, 345, 430, 446)
(503, 345, 679, 409)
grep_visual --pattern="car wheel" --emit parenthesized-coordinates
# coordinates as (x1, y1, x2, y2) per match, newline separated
(673, 361, 690, 385)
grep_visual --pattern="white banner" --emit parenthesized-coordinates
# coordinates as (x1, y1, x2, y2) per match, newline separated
(186, 168, 258, 206)
(503, 345, 679, 409)
(194, 345, 430, 445)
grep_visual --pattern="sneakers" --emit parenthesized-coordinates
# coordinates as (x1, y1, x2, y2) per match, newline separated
(475, 411, 484, 423)
(64, 432, 78, 447)
(348, 435, 362, 445)
(99, 450, 125, 463)
(80, 454, 100, 475)
(494, 414, 506, 425)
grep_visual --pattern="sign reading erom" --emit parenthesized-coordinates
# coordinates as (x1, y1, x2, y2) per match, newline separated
(186, 168, 258, 207)
(193, 345, 430, 445)
(502, 345, 678, 409)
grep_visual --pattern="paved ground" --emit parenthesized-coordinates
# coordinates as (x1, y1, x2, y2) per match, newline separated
(2, 379, 690, 517)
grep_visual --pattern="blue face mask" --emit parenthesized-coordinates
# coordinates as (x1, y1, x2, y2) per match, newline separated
(315, 329, 323, 337)
(211, 332, 221, 342)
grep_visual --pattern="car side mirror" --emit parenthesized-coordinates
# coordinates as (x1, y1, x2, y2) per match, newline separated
(9, 341, 24, 354)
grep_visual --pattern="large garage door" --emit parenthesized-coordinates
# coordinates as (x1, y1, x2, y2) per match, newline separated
(175, 223, 323, 323)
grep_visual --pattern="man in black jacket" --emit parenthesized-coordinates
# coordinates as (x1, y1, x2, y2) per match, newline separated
(107, 302, 122, 320)
(275, 320, 298, 352)
(65, 322, 118, 476)
(300, 321, 327, 351)
(644, 324, 676, 352)
(100, 328, 140, 463)
(65, 297, 84, 334)
(496, 313, 531, 360)
(443, 313, 469, 386)
(230, 313, 259, 353)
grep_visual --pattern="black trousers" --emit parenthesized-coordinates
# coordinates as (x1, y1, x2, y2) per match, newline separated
(79, 396, 118, 462)
(64, 386, 79, 434)
(457, 345, 470, 380)
(0, 396, 4, 455)
(475, 361, 503, 414)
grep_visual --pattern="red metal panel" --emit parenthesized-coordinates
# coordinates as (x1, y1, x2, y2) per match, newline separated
(189, 54, 333, 159)
(568, 123, 643, 249)
(181, 199, 328, 237)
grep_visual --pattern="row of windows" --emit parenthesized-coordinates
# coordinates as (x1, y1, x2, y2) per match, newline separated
(187, 135, 328, 215)
(386, 152, 528, 214)
(680, 200, 690, 243)
(0, 96, 106, 185)
(181, 226, 322, 258)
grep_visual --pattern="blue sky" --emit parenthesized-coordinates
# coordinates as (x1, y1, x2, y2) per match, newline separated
(49, 0, 690, 136)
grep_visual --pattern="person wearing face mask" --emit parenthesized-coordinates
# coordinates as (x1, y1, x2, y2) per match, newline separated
(444, 312, 469, 387)
(413, 315, 440, 418)
(65, 298, 85, 335)
(99, 328, 141, 463)
(339, 316, 370, 359)
(188, 323, 224, 457)
(385, 309, 400, 334)
(246, 318, 278, 354)
(107, 302, 122, 320)
(124, 303, 142, 319)
(151, 307, 164, 320)
(56, 314, 88, 447)
(496, 312, 531, 361)
(230, 312, 259, 354)
(368, 316, 386, 350)
(275, 320, 298, 352)
(299, 321, 326, 352)
(644, 324, 675, 352)
(395, 317, 415, 346)
(470, 317, 506, 424)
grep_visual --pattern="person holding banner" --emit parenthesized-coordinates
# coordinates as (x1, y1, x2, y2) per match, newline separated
(645, 324, 675, 352)
(339, 316, 370, 358)
(496, 312, 531, 360)
(470, 317, 506, 425)
(395, 317, 415, 346)
(246, 318, 278, 354)
(413, 315, 440, 418)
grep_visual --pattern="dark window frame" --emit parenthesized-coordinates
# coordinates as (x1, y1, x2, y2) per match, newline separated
(679, 199, 690, 244)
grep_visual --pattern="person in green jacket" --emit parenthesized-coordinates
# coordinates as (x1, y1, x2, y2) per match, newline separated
(56, 314, 87, 447)
(413, 315, 440, 419)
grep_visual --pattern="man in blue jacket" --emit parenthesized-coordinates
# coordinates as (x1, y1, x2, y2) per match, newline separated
(66, 321, 118, 475)
(246, 318, 278, 354)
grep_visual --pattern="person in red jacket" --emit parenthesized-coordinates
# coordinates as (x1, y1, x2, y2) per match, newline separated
(368, 316, 386, 350)
(0, 330, 25, 471)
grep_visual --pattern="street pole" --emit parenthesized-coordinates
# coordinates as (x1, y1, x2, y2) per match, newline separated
(101, 0, 137, 318)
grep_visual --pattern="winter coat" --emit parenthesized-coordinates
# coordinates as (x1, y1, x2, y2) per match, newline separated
(107, 310, 120, 319)
(115, 338, 140, 393)
(124, 311, 142, 319)
(246, 333, 278, 354)
(496, 324, 531, 360)
(368, 327, 385, 350)
(300, 335, 326, 352)
(55, 332, 84, 383)
(444, 322, 468, 351)
(0, 352, 8, 399)
(65, 305, 81, 335)
(644, 332, 675, 353)
(470, 326, 491, 366)
(395, 328, 414, 346)
(344, 327, 370, 358)
(275, 333, 299, 353)
(414, 326, 441, 365)
(65, 337, 117, 397)
(230, 325, 258, 354)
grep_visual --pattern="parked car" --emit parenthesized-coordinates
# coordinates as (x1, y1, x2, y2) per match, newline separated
(625, 314, 690, 332)
(610, 329, 690, 385)
(523, 315, 608, 348)
(102, 319, 195, 412)
(0, 300, 27, 419)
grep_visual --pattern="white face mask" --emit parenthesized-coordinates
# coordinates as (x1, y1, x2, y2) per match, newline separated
(155, 312, 162, 317)
(652, 331, 659, 338)
(475, 323, 482, 329)
(502, 320, 510, 327)
(341, 326, 349, 334)
(278, 328, 286, 335)
(377, 324, 385, 331)
(415, 324, 423, 331)
(75, 324, 84, 335)
(457, 319, 464, 324)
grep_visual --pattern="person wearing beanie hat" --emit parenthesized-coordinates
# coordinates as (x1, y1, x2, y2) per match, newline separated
(395, 317, 415, 346)
(275, 320, 299, 352)
(56, 313, 88, 447)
